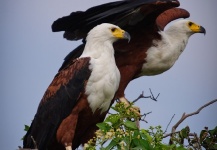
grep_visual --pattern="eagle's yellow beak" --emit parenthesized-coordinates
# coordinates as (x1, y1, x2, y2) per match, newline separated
(111, 28, 131, 42)
(188, 21, 206, 35)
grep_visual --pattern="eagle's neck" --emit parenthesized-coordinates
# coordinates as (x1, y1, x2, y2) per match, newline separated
(81, 39, 115, 60)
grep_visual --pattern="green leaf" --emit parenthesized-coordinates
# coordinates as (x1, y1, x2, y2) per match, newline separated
(105, 139, 118, 150)
(209, 126, 217, 136)
(97, 122, 111, 132)
(177, 145, 187, 150)
(213, 144, 217, 149)
(105, 114, 120, 125)
(200, 129, 207, 143)
(161, 144, 175, 150)
(140, 130, 152, 142)
(24, 124, 30, 131)
(132, 138, 150, 149)
(124, 120, 138, 130)
(133, 130, 140, 137)
(179, 126, 190, 138)
(123, 136, 130, 145)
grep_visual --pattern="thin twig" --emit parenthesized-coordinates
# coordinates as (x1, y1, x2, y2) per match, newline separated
(132, 89, 159, 103)
(149, 88, 160, 101)
(141, 111, 152, 117)
(164, 114, 175, 134)
(140, 111, 152, 123)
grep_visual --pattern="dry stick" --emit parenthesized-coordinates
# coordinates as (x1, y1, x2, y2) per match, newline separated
(123, 89, 159, 129)
(172, 99, 217, 133)
(164, 114, 175, 134)
(132, 89, 159, 104)
(140, 111, 152, 123)
(163, 99, 217, 138)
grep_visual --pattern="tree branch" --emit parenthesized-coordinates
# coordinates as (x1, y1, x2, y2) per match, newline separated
(140, 111, 152, 123)
(171, 99, 217, 134)
(132, 89, 159, 103)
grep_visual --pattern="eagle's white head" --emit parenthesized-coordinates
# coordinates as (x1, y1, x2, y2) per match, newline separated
(167, 19, 206, 37)
(86, 23, 131, 43)
(81, 23, 130, 58)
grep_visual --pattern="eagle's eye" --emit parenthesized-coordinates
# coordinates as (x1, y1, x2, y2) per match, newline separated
(111, 27, 117, 32)
(188, 22, 193, 26)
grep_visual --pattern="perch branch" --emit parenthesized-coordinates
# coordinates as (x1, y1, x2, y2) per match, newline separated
(163, 99, 217, 139)
(171, 99, 217, 134)
(132, 89, 159, 103)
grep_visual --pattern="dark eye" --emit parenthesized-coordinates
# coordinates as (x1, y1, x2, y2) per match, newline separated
(111, 27, 116, 32)
(188, 22, 193, 26)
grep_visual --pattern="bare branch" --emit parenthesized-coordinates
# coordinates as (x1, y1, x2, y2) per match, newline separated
(140, 111, 152, 123)
(149, 88, 160, 101)
(164, 114, 175, 134)
(171, 99, 217, 134)
(141, 111, 152, 117)
(163, 99, 217, 140)
(164, 98, 217, 146)
(132, 89, 160, 103)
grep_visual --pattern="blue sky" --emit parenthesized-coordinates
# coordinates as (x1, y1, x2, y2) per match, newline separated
(1, 0, 217, 149)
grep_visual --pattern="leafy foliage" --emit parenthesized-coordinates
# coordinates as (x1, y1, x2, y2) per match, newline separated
(84, 102, 217, 150)
(200, 126, 217, 150)
(84, 102, 183, 150)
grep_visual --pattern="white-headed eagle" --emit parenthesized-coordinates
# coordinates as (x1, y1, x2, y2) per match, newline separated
(23, 23, 130, 150)
(52, 0, 206, 103)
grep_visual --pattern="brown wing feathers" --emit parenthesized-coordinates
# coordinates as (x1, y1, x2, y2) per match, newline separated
(156, 8, 190, 31)
(23, 58, 91, 149)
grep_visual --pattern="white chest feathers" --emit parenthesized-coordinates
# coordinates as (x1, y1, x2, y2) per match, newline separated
(85, 56, 120, 114)
(140, 30, 189, 76)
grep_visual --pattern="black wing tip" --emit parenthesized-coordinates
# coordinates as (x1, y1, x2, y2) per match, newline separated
(51, 11, 85, 32)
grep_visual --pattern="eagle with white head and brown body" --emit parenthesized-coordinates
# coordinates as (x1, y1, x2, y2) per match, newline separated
(139, 19, 206, 76)
(23, 23, 130, 150)
(52, 0, 206, 103)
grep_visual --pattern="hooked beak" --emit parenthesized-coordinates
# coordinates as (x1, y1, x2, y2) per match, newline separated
(199, 26, 206, 35)
(123, 31, 131, 43)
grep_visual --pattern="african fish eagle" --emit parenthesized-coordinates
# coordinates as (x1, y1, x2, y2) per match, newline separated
(23, 23, 130, 150)
(51, 0, 205, 104)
